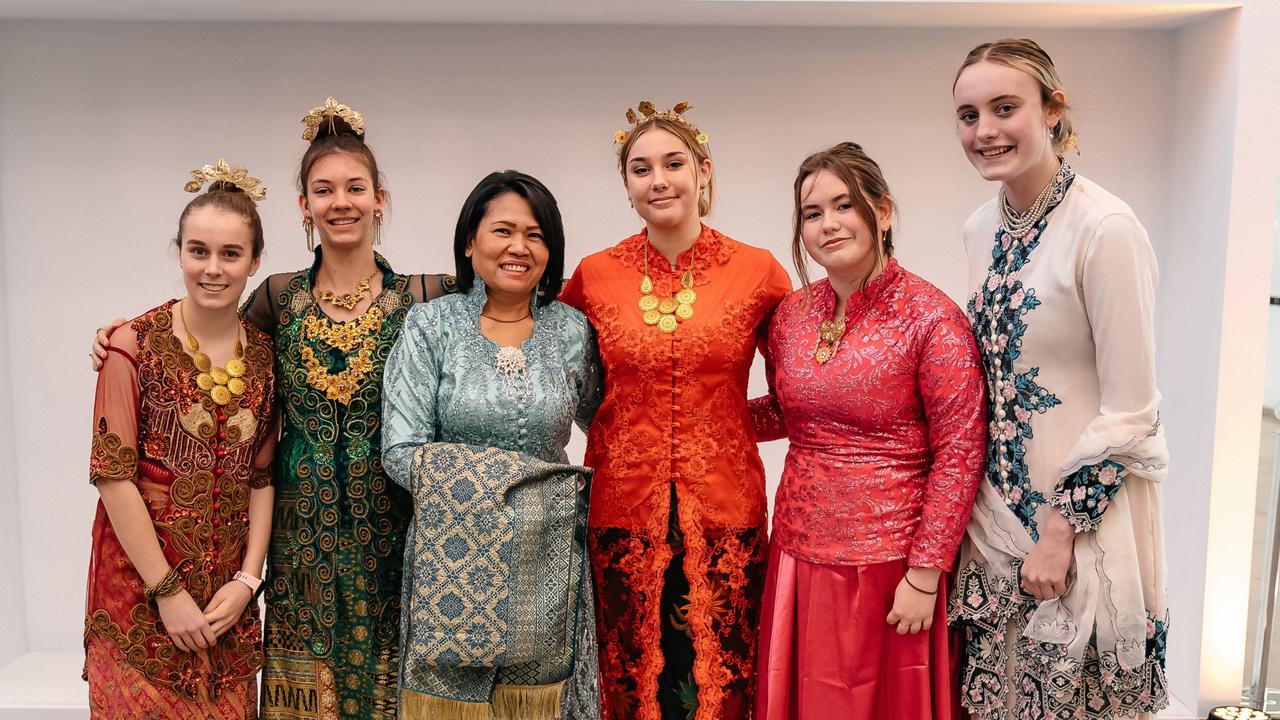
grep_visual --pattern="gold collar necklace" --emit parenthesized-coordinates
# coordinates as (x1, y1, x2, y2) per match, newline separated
(179, 299, 247, 406)
(317, 269, 377, 311)
(639, 237, 697, 334)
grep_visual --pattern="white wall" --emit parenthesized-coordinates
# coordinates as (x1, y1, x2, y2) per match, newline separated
(0, 172, 28, 667)
(0, 16, 1251, 711)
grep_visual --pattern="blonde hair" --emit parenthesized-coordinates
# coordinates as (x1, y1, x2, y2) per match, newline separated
(791, 142, 895, 292)
(618, 117, 716, 217)
(954, 38, 1079, 154)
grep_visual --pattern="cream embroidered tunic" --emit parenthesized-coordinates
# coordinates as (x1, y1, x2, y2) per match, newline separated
(950, 169, 1170, 720)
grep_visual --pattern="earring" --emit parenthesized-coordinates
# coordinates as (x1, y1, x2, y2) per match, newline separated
(372, 209, 384, 246)
(303, 216, 315, 252)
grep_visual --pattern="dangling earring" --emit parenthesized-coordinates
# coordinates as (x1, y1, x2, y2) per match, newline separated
(372, 209, 384, 246)
(303, 216, 315, 252)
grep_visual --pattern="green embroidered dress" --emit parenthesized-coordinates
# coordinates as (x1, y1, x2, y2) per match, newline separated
(242, 250, 452, 720)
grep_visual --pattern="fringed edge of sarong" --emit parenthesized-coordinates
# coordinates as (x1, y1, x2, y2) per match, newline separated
(402, 682, 565, 720)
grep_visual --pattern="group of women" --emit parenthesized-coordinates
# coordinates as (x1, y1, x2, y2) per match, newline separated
(83, 37, 1169, 720)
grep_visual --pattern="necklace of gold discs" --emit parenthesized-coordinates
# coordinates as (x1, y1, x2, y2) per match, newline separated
(179, 300, 248, 406)
(317, 269, 376, 311)
(639, 240, 697, 334)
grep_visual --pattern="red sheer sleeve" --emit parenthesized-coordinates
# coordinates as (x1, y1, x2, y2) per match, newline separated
(89, 323, 141, 486)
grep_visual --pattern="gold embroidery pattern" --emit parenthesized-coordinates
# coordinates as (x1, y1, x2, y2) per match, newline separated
(90, 421, 138, 484)
(84, 302, 274, 700)
(264, 254, 414, 719)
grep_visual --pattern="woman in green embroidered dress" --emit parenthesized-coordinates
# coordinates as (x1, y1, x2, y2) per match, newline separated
(238, 100, 454, 719)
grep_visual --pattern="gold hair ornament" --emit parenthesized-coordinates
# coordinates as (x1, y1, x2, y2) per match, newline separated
(302, 96, 366, 141)
(614, 100, 708, 147)
(183, 159, 267, 202)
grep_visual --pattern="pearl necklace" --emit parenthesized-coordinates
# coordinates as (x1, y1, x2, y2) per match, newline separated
(997, 160, 1072, 240)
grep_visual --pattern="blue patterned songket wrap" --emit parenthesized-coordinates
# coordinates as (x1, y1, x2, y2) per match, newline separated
(399, 443, 592, 710)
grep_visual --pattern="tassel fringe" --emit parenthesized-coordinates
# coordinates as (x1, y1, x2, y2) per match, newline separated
(402, 682, 565, 720)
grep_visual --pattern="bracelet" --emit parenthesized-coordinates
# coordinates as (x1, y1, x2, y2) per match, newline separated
(143, 567, 184, 601)
(903, 573, 938, 596)
(233, 570, 263, 594)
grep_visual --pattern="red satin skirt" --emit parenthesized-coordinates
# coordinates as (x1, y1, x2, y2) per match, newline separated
(754, 545, 963, 720)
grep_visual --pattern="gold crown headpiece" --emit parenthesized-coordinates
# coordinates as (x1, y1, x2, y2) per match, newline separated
(613, 101, 709, 147)
(183, 159, 267, 202)
(301, 96, 366, 141)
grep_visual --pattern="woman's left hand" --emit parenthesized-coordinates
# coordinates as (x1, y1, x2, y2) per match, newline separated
(203, 580, 254, 637)
(886, 567, 940, 635)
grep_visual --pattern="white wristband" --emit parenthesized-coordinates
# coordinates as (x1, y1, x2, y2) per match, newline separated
(233, 571, 262, 594)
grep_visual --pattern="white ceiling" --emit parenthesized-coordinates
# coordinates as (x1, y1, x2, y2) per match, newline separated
(0, 0, 1237, 28)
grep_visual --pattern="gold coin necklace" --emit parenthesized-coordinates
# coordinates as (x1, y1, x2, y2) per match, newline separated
(179, 299, 247, 406)
(317, 269, 376, 311)
(639, 238, 697, 334)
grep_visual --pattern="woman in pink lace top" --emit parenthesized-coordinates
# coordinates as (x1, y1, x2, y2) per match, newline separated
(750, 142, 986, 719)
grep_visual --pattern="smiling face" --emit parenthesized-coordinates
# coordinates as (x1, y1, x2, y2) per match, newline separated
(953, 60, 1063, 186)
(179, 205, 260, 312)
(466, 192, 549, 301)
(623, 127, 711, 231)
(798, 169, 889, 283)
(298, 151, 385, 250)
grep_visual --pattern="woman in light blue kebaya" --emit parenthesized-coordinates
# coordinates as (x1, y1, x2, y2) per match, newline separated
(382, 170, 601, 720)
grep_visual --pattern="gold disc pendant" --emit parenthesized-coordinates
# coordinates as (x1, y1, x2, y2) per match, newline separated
(658, 315, 679, 333)
(193, 352, 212, 373)
(815, 343, 835, 364)
(643, 310, 661, 325)
(658, 298, 678, 314)
(639, 295, 659, 312)
(227, 378, 246, 396)
(210, 385, 232, 405)
(675, 288, 697, 306)
(225, 357, 246, 378)
(196, 373, 215, 391)
(675, 304, 694, 320)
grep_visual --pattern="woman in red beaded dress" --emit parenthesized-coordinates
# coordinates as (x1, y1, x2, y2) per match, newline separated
(560, 102, 791, 720)
(84, 161, 276, 719)
(750, 143, 986, 719)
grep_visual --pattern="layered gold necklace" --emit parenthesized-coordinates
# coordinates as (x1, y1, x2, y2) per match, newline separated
(179, 300, 248, 406)
(639, 239, 697, 334)
(300, 304, 383, 405)
(317, 270, 376, 311)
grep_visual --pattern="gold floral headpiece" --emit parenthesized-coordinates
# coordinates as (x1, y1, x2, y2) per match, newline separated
(613, 101, 709, 147)
(184, 159, 267, 202)
(301, 96, 366, 141)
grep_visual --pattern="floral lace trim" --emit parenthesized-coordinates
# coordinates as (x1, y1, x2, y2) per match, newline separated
(1049, 460, 1127, 533)
(590, 516, 764, 720)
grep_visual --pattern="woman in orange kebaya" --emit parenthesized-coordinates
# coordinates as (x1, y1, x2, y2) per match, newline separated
(560, 101, 791, 720)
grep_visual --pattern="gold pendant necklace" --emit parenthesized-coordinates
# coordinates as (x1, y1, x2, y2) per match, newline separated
(814, 315, 846, 365)
(639, 239, 697, 334)
(317, 270, 376, 311)
(180, 299, 247, 406)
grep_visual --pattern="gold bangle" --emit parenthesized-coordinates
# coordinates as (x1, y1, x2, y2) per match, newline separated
(144, 567, 184, 601)
(903, 573, 938, 596)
